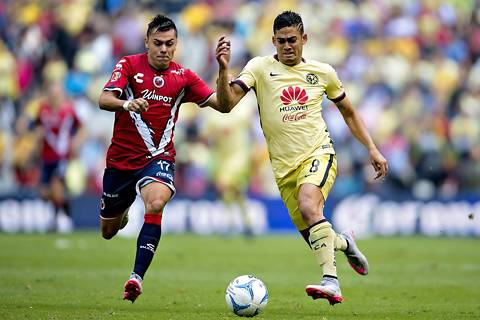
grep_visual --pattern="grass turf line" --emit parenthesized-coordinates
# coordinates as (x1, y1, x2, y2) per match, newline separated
(0, 232, 479, 319)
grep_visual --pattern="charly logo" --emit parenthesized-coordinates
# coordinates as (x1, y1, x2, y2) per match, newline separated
(134, 73, 144, 83)
(153, 76, 164, 88)
(306, 73, 318, 85)
(280, 86, 308, 105)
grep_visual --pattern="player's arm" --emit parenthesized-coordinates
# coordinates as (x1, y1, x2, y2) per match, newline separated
(70, 111, 87, 157)
(33, 119, 45, 144)
(98, 90, 148, 113)
(335, 96, 388, 179)
(213, 36, 247, 113)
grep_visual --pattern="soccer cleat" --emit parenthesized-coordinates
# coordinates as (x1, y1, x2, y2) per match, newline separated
(341, 229, 369, 275)
(123, 273, 142, 303)
(306, 278, 343, 306)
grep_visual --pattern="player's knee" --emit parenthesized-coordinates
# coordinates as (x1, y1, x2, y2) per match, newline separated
(102, 231, 117, 240)
(144, 198, 167, 214)
(101, 225, 118, 240)
(298, 199, 317, 219)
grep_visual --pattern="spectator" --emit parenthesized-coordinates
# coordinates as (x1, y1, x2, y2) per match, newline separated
(0, 0, 479, 201)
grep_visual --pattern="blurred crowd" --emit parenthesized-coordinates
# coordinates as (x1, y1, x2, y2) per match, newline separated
(0, 0, 479, 201)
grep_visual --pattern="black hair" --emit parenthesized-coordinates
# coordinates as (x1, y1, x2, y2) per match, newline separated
(273, 11, 304, 34)
(147, 14, 177, 37)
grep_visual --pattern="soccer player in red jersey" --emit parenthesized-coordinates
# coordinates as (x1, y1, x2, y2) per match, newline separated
(98, 14, 225, 303)
(35, 81, 84, 232)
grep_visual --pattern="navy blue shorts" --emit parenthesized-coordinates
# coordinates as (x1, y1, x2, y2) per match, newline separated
(41, 161, 67, 185)
(99, 159, 175, 219)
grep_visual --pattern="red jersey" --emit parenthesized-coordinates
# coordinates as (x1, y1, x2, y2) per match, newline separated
(36, 100, 81, 163)
(103, 53, 214, 170)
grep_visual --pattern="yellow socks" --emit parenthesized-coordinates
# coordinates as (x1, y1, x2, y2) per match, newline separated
(308, 221, 338, 278)
(334, 233, 348, 251)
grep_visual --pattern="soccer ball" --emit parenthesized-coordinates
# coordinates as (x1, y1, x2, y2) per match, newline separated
(225, 275, 268, 317)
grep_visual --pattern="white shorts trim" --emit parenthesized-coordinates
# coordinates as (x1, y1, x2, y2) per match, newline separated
(99, 215, 120, 220)
(135, 176, 176, 199)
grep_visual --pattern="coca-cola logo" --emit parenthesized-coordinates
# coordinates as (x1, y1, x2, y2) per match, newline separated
(282, 112, 307, 123)
(280, 86, 308, 105)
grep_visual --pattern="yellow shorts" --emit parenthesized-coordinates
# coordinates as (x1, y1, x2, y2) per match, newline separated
(276, 153, 337, 230)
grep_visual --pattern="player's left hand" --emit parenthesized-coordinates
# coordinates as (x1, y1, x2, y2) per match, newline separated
(369, 148, 388, 179)
(216, 35, 231, 69)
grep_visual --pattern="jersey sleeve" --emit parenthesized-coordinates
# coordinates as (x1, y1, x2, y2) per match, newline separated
(72, 105, 82, 127)
(34, 103, 45, 127)
(69, 104, 82, 134)
(325, 65, 346, 103)
(183, 69, 215, 106)
(103, 57, 132, 96)
(232, 57, 259, 93)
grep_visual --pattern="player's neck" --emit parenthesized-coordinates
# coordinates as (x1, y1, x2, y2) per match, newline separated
(149, 62, 170, 71)
(147, 56, 171, 71)
(274, 54, 305, 66)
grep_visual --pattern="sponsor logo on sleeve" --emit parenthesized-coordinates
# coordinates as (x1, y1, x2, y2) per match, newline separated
(114, 59, 126, 70)
(111, 71, 121, 82)
(171, 68, 185, 75)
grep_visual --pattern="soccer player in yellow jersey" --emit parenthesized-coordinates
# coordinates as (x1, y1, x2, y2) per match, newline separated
(215, 11, 388, 305)
(203, 95, 256, 235)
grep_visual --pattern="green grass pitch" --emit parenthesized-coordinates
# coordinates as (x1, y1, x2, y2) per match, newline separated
(0, 232, 479, 319)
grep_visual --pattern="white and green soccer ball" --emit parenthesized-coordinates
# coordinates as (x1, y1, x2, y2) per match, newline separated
(225, 275, 268, 317)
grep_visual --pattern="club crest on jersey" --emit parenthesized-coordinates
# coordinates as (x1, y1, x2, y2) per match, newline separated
(153, 76, 165, 88)
(306, 73, 318, 85)
(280, 86, 308, 105)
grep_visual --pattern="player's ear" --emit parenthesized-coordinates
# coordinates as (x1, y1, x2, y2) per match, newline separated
(302, 33, 308, 45)
(271, 35, 275, 46)
(144, 36, 148, 50)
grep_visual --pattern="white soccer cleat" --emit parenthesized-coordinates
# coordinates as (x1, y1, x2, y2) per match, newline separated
(306, 278, 343, 306)
(341, 229, 369, 275)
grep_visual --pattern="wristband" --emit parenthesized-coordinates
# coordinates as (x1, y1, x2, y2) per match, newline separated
(122, 100, 130, 111)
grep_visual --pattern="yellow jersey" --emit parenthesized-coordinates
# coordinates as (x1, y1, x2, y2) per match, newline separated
(234, 55, 345, 179)
(203, 92, 256, 187)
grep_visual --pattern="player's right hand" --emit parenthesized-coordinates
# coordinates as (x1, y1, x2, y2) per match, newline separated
(216, 35, 231, 69)
(126, 98, 149, 113)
